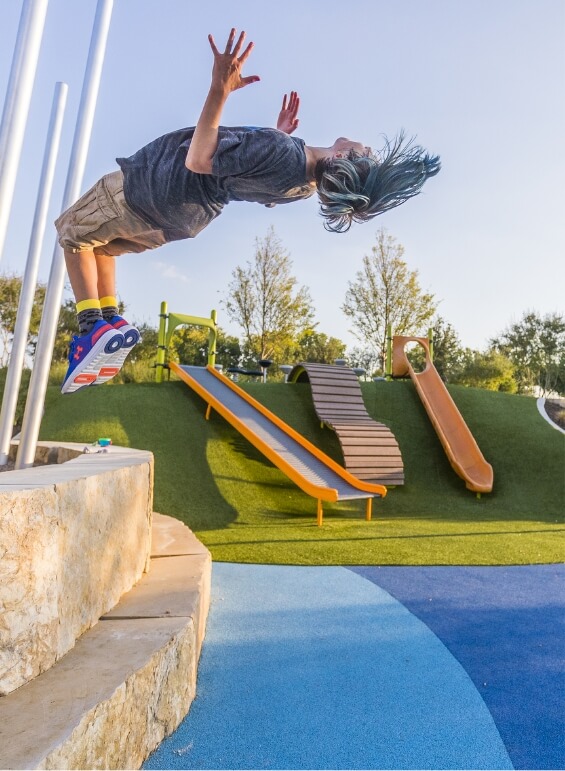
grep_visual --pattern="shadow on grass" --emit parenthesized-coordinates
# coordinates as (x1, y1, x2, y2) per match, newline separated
(41, 381, 240, 531)
(38, 376, 564, 565)
(203, 527, 565, 547)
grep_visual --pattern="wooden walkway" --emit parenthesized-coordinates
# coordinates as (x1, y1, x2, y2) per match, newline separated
(289, 363, 404, 486)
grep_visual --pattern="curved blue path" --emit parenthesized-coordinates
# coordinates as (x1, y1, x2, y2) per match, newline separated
(351, 565, 565, 770)
(141, 563, 563, 770)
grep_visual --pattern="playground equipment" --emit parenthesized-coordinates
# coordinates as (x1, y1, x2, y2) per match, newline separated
(387, 331, 493, 494)
(155, 303, 388, 524)
(170, 363, 386, 526)
(0, 0, 49, 264)
(228, 359, 273, 382)
(155, 302, 218, 382)
(14, 0, 115, 470)
(288, 362, 404, 486)
(0, 82, 68, 466)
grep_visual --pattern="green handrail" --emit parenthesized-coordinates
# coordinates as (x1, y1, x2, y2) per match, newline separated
(156, 301, 218, 382)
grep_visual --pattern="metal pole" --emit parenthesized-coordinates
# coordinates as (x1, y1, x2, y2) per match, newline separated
(208, 309, 217, 367)
(16, 0, 114, 469)
(385, 323, 393, 378)
(0, 0, 49, 264)
(0, 82, 67, 465)
(156, 301, 168, 383)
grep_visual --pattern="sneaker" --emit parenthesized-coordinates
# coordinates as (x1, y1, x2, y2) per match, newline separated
(93, 315, 142, 384)
(61, 320, 125, 394)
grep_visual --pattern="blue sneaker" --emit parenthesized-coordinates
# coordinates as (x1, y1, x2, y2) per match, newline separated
(61, 320, 125, 394)
(93, 315, 142, 384)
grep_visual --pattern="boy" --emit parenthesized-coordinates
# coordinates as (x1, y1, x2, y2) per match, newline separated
(56, 29, 440, 394)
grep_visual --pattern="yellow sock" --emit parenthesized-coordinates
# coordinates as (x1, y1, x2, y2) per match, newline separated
(99, 295, 118, 309)
(75, 299, 103, 334)
(76, 298, 101, 313)
(99, 295, 119, 323)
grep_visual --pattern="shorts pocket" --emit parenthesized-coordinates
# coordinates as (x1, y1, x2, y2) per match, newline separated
(96, 174, 122, 221)
(65, 174, 122, 242)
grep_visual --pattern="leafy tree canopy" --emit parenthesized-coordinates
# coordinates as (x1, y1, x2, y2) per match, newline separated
(224, 227, 315, 363)
(342, 228, 437, 369)
(490, 310, 565, 395)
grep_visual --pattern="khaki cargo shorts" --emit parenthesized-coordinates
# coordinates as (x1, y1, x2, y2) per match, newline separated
(55, 170, 167, 257)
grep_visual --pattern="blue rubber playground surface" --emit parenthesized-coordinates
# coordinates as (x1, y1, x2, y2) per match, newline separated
(144, 563, 564, 770)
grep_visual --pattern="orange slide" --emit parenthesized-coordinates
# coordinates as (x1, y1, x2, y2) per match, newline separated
(392, 336, 493, 494)
(171, 363, 386, 525)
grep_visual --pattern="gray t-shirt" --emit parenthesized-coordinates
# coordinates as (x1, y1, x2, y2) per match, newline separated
(116, 127, 314, 242)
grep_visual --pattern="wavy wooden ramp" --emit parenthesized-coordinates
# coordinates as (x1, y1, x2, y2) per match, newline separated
(288, 363, 404, 486)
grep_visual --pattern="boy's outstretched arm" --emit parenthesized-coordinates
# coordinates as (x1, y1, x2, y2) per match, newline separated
(185, 29, 260, 174)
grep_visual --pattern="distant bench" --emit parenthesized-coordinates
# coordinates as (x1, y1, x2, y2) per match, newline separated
(288, 363, 404, 487)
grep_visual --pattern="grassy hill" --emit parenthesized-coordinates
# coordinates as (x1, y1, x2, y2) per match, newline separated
(36, 375, 564, 566)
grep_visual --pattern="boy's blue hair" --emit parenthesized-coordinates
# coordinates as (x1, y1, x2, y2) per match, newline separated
(315, 133, 441, 232)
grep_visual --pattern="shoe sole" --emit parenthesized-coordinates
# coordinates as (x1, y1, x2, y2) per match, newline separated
(61, 330, 124, 394)
(94, 325, 141, 385)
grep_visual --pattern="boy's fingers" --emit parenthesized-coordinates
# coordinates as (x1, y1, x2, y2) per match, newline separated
(232, 30, 246, 56)
(241, 75, 260, 86)
(208, 34, 219, 55)
(224, 28, 236, 53)
(238, 41, 254, 63)
(282, 93, 288, 110)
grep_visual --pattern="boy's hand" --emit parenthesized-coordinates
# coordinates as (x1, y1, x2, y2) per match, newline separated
(208, 29, 260, 96)
(277, 91, 300, 134)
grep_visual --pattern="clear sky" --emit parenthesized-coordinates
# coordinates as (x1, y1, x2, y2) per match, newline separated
(1, 0, 563, 353)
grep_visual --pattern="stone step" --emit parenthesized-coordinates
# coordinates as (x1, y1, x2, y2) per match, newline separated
(1, 441, 154, 695)
(0, 513, 211, 770)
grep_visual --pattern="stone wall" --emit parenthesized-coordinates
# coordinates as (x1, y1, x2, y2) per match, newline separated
(0, 514, 211, 770)
(0, 442, 154, 695)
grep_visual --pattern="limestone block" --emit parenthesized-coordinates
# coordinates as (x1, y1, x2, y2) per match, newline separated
(0, 617, 197, 771)
(151, 511, 211, 557)
(53, 463, 153, 655)
(0, 515, 212, 770)
(0, 444, 154, 695)
(0, 487, 60, 693)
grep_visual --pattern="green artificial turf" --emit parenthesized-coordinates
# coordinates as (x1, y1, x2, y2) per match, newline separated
(36, 376, 564, 566)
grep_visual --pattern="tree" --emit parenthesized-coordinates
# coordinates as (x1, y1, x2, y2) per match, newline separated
(225, 227, 315, 363)
(342, 229, 437, 370)
(169, 325, 241, 370)
(0, 273, 46, 366)
(407, 315, 465, 381)
(490, 311, 565, 395)
(346, 346, 382, 378)
(293, 330, 346, 364)
(52, 299, 79, 362)
(452, 349, 517, 393)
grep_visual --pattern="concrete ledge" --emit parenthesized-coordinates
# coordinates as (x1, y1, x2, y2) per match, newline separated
(0, 441, 154, 695)
(537, 397, 565, 434)
(0, 513, 211, 770)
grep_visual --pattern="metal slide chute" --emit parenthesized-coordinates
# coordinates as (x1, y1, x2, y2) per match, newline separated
(171, 363, 387, 525)
(392, 336, 493, 494)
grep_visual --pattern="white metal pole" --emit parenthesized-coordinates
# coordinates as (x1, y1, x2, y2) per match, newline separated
(0, 0, 49, 264)
(15, 0, 114, 469)
(0, 82, 67, 466)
